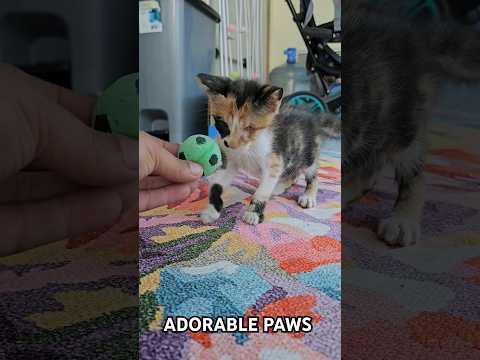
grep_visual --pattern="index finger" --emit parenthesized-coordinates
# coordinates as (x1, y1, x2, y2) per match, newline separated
(0, 63, 96, 126)
(0, 91, 137, 186)
(139, 132, 202, 182)
(163, 142, 179, 155)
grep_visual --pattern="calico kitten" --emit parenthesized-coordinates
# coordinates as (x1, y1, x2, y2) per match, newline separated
(197, 73, 340, 225)
(343, 1, 480, 246)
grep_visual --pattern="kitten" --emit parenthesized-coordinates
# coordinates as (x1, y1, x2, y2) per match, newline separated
(197, 73, 340, 225)
(343, 1, 480, 246)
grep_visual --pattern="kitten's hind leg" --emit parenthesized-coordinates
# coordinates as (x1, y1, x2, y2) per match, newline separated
(200, 169, 235, 224)
(378, 147, 425, 246)
(298, 165, 319, 209)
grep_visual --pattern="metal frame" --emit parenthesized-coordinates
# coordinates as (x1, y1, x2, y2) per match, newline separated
(284, 0, 341, 113)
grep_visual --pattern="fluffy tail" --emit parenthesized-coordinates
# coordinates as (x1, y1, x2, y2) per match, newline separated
(280, 103, 341, 139)
(317, 112, 341, 140)
(429, 24, 480, 82)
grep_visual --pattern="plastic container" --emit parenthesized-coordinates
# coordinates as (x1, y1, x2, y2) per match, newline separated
(139, 0, 220, 143)
(269, 48, 313, 97)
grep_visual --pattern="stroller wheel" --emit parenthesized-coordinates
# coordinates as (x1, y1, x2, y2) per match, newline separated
(283, 91, 327, 113)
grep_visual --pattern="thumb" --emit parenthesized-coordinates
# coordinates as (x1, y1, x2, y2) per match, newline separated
(139, 132, 203, 182)
(154, 148, 204, 183)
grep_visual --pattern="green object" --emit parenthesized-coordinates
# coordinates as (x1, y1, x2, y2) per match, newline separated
(94, 73, 139, 139)
(178, 135, 222, 176)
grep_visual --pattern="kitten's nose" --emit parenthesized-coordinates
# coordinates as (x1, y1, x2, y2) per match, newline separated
(224, 140, 230, 148)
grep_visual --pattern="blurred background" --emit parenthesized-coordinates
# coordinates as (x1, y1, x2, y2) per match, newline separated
(0, 0, 138, 95)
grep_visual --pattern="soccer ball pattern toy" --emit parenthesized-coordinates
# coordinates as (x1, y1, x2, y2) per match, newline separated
(178, 135, 222, 176)
(94, 73, 138, 139)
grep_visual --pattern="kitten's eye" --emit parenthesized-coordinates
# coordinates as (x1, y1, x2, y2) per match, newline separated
(245, 125, 255, 131)
(214, 118, 230, 138)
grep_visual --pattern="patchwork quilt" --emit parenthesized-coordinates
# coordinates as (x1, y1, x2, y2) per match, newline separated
(139, 142, 342, 360)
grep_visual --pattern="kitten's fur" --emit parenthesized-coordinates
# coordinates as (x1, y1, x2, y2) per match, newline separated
(343, 1, 480, 246)
(197, 73, 340, 225)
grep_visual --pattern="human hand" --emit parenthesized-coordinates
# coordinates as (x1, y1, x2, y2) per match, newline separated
(139, 131, 203, 211)
(0, 64, 137, 256)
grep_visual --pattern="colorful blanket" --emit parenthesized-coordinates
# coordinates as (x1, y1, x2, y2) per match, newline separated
(0, 141, 340, 360)
(139, 141, 341, 360)
(0, 212, 139, 359)
(343, 121, 480, 359)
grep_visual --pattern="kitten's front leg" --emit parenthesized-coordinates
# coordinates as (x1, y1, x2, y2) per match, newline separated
(242, 155, 282, 225)
(378, 170, 424, 247)
(298, 165, 320, 209)
(200, 169, 235, 224)
(377, 141, 426, 246)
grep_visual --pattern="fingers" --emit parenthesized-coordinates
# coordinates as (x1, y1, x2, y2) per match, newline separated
(0, 173, 137, 220)
(139, 132, 203, 182)
(0, 93, 137, 186)
(163, 142, 179, 156)
(112, 181, 138, 213)
(139, 176, 171, 190)
(154, 149, 203, 182)
(0, 171, 80, 203)
(139, 181, 198, 212)
(0, 63, 96, 125)
(0, 188, 125, 257)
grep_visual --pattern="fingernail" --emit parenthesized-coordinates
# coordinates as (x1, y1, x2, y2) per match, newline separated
(187, 161, 203, 176)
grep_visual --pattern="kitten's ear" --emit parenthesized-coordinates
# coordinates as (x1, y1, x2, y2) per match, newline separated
(256, 85, 283, 111)
(197, 73, 230, 96)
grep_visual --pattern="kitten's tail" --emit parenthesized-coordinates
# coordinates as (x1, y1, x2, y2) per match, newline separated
(429, 24, 480, 83)
(317, 112, 341, 139)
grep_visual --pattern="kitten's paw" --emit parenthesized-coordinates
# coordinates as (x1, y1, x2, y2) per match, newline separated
(378, 216, 420, 246)
(242, 211, 260, 225)
(200, 204, 220, 224)
(298, 194, 317, 208)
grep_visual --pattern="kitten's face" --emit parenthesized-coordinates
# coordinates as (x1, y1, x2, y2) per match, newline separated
(197, 73, 283, 149)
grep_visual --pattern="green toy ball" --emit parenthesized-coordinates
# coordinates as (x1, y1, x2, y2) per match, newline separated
(94, 73, 139, 139)
(178, 135, 222, 176)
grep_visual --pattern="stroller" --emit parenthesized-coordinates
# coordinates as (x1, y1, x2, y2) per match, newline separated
(282, 0, 341, 115)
